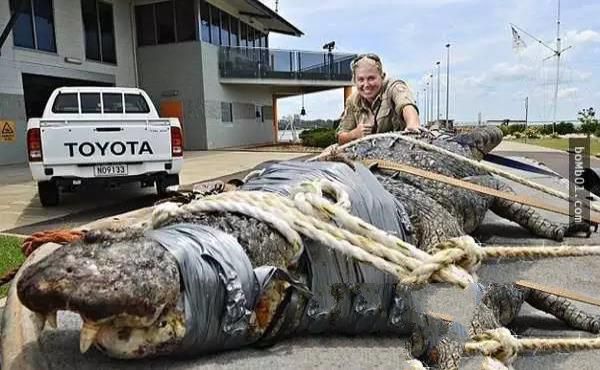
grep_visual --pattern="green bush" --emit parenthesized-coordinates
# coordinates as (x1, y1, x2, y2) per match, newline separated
(524, 127, 540, 139)
(513, 132, 522, 139)
(300, 127, 337, 148)
(509, 124, 526, 134)
(539, 125, 554, 135)
(550, 132, 560, 139)
(555, 121, 575, 135)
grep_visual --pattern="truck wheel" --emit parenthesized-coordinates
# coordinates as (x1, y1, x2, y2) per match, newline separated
(38, 181, 59, 207)
(156, 174, 179, 196)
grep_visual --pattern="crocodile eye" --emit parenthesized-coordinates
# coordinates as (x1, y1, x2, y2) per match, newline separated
(158, 321, 167, 328)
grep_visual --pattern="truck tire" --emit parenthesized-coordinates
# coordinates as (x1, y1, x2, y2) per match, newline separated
(156, 174, 179, 196)
(38, 181, 59, 207)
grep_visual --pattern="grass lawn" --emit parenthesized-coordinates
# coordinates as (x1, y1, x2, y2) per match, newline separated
(508, 137, 600, 156)
(0, 235, 25, 298)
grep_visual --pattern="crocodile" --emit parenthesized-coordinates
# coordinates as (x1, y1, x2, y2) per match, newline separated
(15, 127, 597, 369)
(336, 126, 589, 250)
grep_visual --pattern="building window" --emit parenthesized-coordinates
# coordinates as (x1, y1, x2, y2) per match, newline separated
(81, 0, 116, 64)
(136, 0, 197, 46)
(9, 0, 56, 52)
(221, 102, 233, 123)
(200, 0, 210, 43)
(209, 5, 220, 45)
(220, 11, 230, 47)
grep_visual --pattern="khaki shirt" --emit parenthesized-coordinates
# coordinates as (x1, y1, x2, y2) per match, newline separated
(336, 79, 418, 137)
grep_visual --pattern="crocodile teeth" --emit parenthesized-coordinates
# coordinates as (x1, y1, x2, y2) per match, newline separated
(80, 322, 100, 353)
(46, 312, 58, 329)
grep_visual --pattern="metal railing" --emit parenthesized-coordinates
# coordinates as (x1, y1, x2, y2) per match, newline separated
(219, 46, 356, 81)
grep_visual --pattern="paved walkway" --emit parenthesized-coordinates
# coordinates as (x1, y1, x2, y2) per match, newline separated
(0, 151, 306, 233)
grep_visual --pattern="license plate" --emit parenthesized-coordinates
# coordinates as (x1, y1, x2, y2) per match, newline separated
(94, 164, 128, 177)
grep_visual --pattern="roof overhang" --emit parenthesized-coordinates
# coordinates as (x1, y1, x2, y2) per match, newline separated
(229, 0, 303, 36)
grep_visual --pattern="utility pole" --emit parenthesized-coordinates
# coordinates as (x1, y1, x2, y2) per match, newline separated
(436, 61, 441, 122)
(510, 0, 571, 134)
(445, 44, 451, 129)
(424, 85, 429, 125)
(429, 73, 434, 125)
(525, 96, 529, 143)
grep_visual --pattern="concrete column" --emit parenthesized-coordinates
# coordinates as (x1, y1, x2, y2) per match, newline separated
(272, 95, 278, 144)
(344, 86, 353, 103)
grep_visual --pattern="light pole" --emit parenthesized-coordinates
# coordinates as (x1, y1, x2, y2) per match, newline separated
(424, 85, 429, 125)
(436, 61, 441, 122)
(445, 43, 451, 129)
(429, 73, 434, 125)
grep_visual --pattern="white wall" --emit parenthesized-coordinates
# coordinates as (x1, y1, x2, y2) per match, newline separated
(201, 43, 274, 149)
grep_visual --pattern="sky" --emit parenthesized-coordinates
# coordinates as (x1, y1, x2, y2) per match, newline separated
(260, 0, 600, 123)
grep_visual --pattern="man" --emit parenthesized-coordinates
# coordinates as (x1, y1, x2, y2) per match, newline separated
(336, 54, 421, 145)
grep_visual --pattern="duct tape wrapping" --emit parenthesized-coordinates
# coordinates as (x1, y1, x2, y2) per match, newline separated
(146, 223, 288, 356)
(242, 161, 417, 335)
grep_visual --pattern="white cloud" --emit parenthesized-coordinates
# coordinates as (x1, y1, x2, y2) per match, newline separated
(564, 30, 600, 45)
(557, 87, 578, 99)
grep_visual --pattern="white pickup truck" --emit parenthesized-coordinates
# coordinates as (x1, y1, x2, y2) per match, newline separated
(26, 87, 183, 207)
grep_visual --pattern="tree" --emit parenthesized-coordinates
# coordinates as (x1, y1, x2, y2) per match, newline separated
(578, 107, 599, 136)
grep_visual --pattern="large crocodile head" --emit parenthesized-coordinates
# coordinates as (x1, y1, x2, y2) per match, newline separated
(16, 228, 186, 358)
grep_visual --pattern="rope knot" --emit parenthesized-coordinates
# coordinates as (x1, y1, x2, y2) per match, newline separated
(430, 236, 484, 273)
(402, 236, 482, 286)
(472, 328, 520, 366)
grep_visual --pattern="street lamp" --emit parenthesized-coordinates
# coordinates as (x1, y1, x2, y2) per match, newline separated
(445, 43, 451, 129)
(436, 61, 441, 122)
(429, 73, 434, 125)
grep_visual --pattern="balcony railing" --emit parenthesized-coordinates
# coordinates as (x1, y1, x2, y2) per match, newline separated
(219, 46, 357, 81)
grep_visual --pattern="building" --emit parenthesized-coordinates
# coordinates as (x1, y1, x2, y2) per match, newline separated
(0, 0, 356, 165)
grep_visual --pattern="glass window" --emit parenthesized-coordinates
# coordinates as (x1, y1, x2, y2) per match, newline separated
(209, 4, 220, 45)
(98, 2, 116, 63)
(247, 26, 254, 48)
(256, 31, 262, 48)
(175, 0, 195, 42)
(156, 1, 175, 44)
(10, 0, 35, 49)
(135, 4, 155, 46)
(200, 0, 210, 43)
(125, 94, 150, 113)
(52, 93, 79, 113)
(240, 21, 247, 48)
(220, 11, 230, 47)
(230, 16, 239, 46)
(33, 0, 56, 52)
(10, 0, 56, 52)
(81, 0, 100, 60)
(82, 0, 116, 63)
(221, 102, 233, 122)
(102, 93, 123, 113)
(80, 93, 101, 113)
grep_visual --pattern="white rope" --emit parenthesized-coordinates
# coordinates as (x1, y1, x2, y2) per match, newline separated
(152, 179, 475, 287)
(311, 132, 600, 214)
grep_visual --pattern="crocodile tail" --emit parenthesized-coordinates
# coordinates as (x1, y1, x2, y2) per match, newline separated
(525, 288, 600, 333)
(455, 126, 504, 160)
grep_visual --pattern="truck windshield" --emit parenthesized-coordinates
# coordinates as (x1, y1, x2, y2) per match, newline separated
(125, 94, 150, 113)
(52, 93, 79, 113)
(103, 93, 124, 113)
(81, 93, 102, 113)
